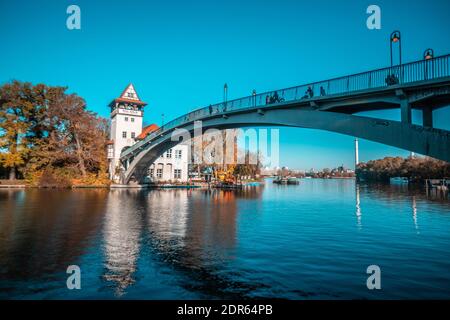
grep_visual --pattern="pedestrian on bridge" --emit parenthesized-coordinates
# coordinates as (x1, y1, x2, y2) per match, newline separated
(273, 91, 280, 103)
(306, 86, 314, 98)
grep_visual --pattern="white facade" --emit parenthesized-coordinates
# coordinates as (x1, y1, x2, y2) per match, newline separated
(108, 84, 189, 183)
(110, 112, 143, 166)
(147, 146, 189, 183)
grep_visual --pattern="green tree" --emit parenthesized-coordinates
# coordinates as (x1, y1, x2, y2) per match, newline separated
(27, 86, 109, 180)
(1, 81, 109, 185)
(0, 81, 46, 180)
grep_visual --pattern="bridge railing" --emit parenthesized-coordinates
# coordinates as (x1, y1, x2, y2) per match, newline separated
(122, 54, 450, 159)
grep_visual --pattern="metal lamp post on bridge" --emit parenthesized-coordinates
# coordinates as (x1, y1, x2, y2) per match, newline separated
(389, 30, 411, 125)
(423, 48, 434, 80)
(390, 31, 402, 67)
(223, 83, 228, 102)
(390, 31, 402, 84)
(223, 83, 228, 112)
(424, 48, 434, 60)
(422, 48, 435, 129)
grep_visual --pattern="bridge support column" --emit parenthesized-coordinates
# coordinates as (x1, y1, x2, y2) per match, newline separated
(400, 99, 411, 124)
(422, 107, 433, 128)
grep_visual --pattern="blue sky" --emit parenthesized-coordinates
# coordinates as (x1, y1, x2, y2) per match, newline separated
(1, 0, 449, 170)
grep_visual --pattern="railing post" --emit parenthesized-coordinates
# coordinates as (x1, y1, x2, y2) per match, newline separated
(400, 64, 404, 84)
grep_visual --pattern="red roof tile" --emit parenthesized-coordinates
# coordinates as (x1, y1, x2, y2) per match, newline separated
(136, 124, 159, 140)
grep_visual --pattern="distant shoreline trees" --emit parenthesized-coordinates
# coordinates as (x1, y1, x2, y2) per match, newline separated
(0, 80, 109, 186)
(356, 156, 450, 183)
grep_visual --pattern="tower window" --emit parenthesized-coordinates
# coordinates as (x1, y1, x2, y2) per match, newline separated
(166, 149, 172, 158)
(131, 117, 135, 122)
(107, 145, 114, 159)
(122, 131, 127, 138)
(175, 150, 182, 159)
(131, 132, 136, 139)
(125, 117, 129, 122)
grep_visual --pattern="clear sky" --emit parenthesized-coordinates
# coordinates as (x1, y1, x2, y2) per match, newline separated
(1, 0, 449, 170)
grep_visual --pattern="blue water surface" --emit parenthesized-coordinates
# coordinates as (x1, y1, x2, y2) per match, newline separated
(0, 179, 449, 299)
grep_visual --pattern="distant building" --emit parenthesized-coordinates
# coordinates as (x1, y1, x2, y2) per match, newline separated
(107, 84, 188, 183)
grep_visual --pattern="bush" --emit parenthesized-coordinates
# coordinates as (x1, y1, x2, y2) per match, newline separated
(356, 156, 450, 182)
(36, 168, 73, 188)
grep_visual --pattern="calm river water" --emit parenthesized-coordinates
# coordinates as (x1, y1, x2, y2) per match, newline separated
(0, 179, 449, 299)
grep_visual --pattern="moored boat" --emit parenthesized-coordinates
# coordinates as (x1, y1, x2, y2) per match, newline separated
(287, 177, 300, 185)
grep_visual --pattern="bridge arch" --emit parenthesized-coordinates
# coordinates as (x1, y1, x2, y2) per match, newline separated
(121, 108, 450, 184)
(119, 54, 450, 184)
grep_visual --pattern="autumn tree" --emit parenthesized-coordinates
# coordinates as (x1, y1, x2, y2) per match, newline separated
(30, 86, 109, 181)
(1, 81, 109, 186)
(0, 81, 47, 180)
(356, 156, 450, 182)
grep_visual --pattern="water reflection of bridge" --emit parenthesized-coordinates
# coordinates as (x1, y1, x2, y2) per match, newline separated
(1, 184, 448, 298)
(102, 187, 264, 298)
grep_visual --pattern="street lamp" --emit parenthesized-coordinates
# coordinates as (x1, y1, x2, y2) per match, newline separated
(423, 48, 434, 80)
(252, 89, 256, 107)
(423, 48, 434, 60)
(390, 31, 402, 67)
(223, 83, 228, 103)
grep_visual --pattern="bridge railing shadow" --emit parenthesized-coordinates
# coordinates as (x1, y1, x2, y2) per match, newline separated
(122, 54, 450, 159)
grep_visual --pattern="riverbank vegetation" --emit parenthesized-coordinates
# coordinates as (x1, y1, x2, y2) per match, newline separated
(356, 156, 450, 183)
(0, 81, 110, 187)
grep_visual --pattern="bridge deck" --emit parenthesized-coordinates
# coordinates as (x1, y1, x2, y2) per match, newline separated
(122, 54, 450, 160)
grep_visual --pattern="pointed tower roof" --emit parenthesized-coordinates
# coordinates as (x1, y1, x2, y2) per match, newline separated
(109, 83, 147, 107)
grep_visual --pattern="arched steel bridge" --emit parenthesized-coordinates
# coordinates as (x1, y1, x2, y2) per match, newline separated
(120, 54, 450, 184)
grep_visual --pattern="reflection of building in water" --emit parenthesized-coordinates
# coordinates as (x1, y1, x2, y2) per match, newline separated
(412, 196, 419, 233)
(186, 190, 238, 262)
(103, 190, 143, 296)
(142, 188, 265, 299)
(144, 189, 240, 270)
(355, 184, 362, 229)
(145, 189, 189, 241)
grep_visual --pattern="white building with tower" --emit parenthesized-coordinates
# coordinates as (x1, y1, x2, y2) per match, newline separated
(107, 84, 189, 183)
